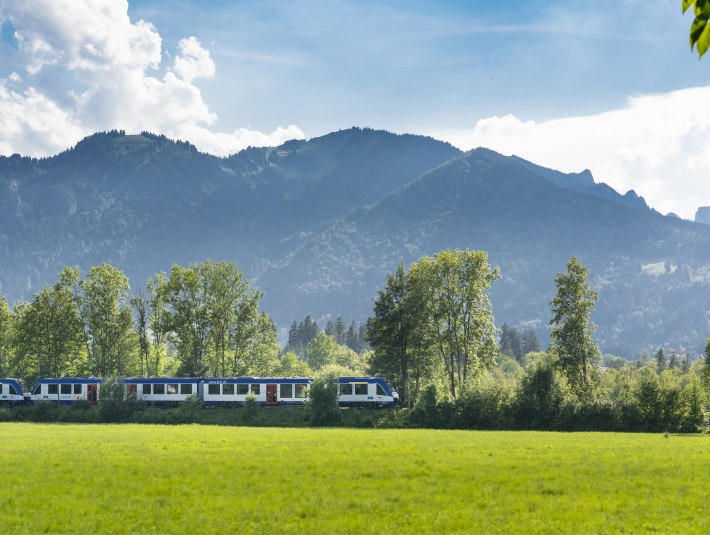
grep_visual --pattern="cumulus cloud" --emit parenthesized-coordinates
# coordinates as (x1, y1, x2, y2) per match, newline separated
(0, 0, 303, 157)
(430, 86, 710, 220)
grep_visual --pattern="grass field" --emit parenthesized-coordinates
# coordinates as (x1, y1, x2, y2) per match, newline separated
(0, 424, 708, 533)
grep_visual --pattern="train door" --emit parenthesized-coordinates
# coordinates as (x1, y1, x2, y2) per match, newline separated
(266, 384, 278, 405)
(128, 383, 137, 400)
(87, 384, 98, 405)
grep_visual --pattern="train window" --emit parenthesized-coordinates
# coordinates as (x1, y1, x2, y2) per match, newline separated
(48, 384, 58, 395)
(250, 384, 260, 395)
(143, 384, 151, 395)
(377, 384, 386, 396)
(181, 384, 193, 395)
(167, 384, 178, 394)
(61, 384, 71, 395)
(280, 384, 293, 398)
(339, 384, 352, 396)
(237, 384, 248, 395)
(34, 384, 42, 395)
(154, 384, 165, 395)
(295, 384, 307, 398)
(354, 384, 368, 396)
(223, 384, 234, 395)
(74, 384, 82, 395)
(208, 384, 220, 395)
(9, 384, 17, 395)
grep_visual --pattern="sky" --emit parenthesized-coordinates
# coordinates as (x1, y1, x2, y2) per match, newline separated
(0, 0, 709, 219)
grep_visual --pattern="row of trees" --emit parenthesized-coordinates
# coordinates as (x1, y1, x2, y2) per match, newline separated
(286, 315, 367, 355)
(0, 260, 279, 383)
(366, 253, 709, 430)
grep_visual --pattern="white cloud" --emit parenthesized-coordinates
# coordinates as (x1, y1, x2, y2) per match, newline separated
(172, 36, 215, 83)
(430, 86, 710, 220)
(0, 0, 303, 157)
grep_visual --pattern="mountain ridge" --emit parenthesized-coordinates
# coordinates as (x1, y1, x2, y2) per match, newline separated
(1, 128, 708, 356)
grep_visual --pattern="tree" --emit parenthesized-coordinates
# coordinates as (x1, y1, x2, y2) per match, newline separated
(549, 256, 600, 400)
(287, 321, 302, 353)
(298, 315, 319, 347)
(158, 260, 276, 376)
(521, 329, 540, 356)
(0, 298, 13, 376)
(78, 264, 136, 377)
(307, 369, 341, 426)
(305, 332, 340, 371)
(13, 281, 85, 381)
(345, 322, 360, 352)
(130, 289, 152, 377)
(655, 347, 667, 373)
(703, 338, 710, 390)
(334, 315, 347, 345)
(367, 263, 433, 408)
(412, 250, 500, 399)
(683, 0, 710, 57)
(499, 324, 522, 362)
(273, 352, 313, 377)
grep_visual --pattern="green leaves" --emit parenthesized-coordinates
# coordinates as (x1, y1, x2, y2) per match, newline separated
(685, 0, 710, 57)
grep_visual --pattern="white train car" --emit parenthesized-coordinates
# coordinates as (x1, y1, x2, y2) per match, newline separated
(123, 377, 202, 405)
(202, 377, 312, 406)
(30, 378, 102, 404)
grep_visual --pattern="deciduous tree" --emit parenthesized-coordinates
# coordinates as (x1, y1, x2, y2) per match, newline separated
(549, 256, 600, 400)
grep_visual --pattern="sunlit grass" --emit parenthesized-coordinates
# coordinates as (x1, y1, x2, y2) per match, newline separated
(1, 424, 708, 533)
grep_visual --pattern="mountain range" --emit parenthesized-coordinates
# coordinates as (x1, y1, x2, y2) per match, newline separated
(2, 128, 710, 357)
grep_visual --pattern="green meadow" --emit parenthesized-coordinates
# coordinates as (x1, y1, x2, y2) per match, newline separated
(0, 424, 708, 533)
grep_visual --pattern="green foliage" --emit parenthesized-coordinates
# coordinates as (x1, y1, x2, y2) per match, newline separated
(0, 298, 13, 376)
(158, 260, 276, 377)
(550, 256, 600, 400)
(683, 0, 710, 57)
(412, 250, 500, 399)
(12, 279, 85, 383)
(367, 262, 433, 408)
(305, 333, 365, 373)
(98, 377, 137, 423)
(307, 373, 341, 426)
(242, 392, 258, 423)
(273, 351, 313, 377)
(516, 357, 565, 429)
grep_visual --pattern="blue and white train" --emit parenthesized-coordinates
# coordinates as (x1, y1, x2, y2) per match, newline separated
(22, 376, 399, 407)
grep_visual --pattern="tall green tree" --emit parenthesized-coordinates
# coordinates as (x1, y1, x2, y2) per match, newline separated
(0, 297, 13, 376)
(13, 281, 85, 381)
(160, 263, 212, 376)
(159, 260, 276, 376)
(655, 347, 667, 373)
(549, 256, 600, 399)
(703, 338, 710, 391)
(412, 250, 500, 399)
(367, 263, 432, 408)
(78, 264, 136, 376)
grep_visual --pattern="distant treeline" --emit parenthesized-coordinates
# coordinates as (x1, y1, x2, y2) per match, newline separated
(1, 250, 708, 432)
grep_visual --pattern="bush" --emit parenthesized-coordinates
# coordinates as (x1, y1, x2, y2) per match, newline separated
(410, 385, 440, 428)
(98, 378, 137, 423)
(307, 377, 341, 426)
(242, 393, 258, 424)
(516, 361, 563, 429)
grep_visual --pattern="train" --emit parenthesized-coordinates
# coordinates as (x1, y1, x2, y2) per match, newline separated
(1, 376, 399, 408)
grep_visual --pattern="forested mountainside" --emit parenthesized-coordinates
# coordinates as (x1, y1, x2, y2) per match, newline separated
(1, 128, 709, 356)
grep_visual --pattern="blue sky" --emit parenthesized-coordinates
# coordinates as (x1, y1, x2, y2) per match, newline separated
(1, 1, 709, 218)
(127, 0, 708, 133)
